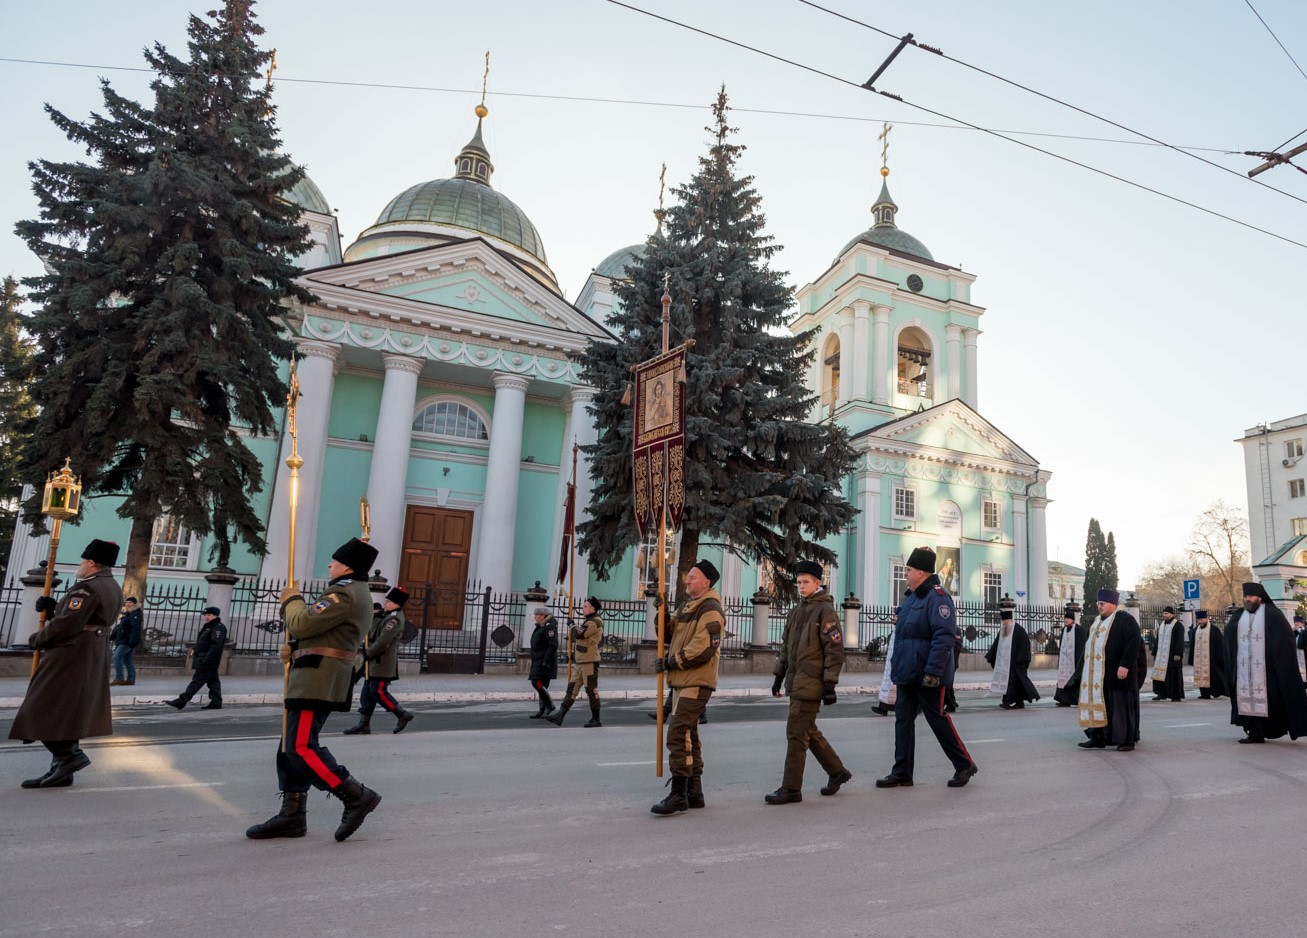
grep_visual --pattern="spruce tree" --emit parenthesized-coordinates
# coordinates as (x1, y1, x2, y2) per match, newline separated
(1082, 518, 1111, 624)
(14, 0, 313, 598)
(0, 276, 36, 576)
(1105, 530, 1120, 593)
(575, 87, 857, 595)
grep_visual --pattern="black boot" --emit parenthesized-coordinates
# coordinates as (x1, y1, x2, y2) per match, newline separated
(31, 750, 91, 788)
(545, 699, 573, 726)
(342, 715, 372, 735)
(245, 791, 308, 839)
(687, 775, 705, 809)
(393, 709, 414, 734)
(331, 777, 382, 842)
(165, 698, 186, 710)
(650, 776, 689, 815)
(529, 701, 547, 719)
(583, 704, 602, 728)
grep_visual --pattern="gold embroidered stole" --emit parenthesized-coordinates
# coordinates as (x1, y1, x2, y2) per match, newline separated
(1235, 608, 1269, 718)
(1193, 626, 1211, 688)
(1079, 613, 1115, 728)
(1151, 621, 1176, 682)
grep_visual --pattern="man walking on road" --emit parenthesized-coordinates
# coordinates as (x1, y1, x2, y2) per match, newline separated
(165, 607, 227, 710)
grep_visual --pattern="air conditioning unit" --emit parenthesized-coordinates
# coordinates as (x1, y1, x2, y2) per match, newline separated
(1286, 458, 1296, 468)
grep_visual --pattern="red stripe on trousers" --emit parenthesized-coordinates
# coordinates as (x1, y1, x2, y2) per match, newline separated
(938, 685, 973, 764)
(376, 680, 399, 712)
(294, 711, 342, 789)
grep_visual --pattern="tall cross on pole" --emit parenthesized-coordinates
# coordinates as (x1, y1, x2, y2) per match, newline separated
(878, 122, 893, 176)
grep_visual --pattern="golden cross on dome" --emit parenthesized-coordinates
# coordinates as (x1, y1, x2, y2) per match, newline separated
(878, 122, 892, 177)
(654, 163, 667, 231)
(476, 51, 490, 118)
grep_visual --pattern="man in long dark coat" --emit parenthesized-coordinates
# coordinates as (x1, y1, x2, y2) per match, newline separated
(1187, 610, 1228, 699)
(1224, 582, 1307, 744)
(1053, 610, 1088, 707)
(985, 608, 1039, 709)
(527, 605, 559, 719)
(1150, 606, 1186, 701)
(10, 539, 122, 789)
(1078, 588, 1143, 751)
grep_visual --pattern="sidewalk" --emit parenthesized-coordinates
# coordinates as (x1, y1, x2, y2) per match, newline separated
(0, 668, 1066, 709)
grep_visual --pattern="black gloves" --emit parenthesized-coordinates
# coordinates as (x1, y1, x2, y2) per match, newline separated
(922, 674, 941, 688)
(655, 655, 672, 673)
(34, 595, 57, 614)
(771, 675, 784, 697)
(822, 683, 838, 706)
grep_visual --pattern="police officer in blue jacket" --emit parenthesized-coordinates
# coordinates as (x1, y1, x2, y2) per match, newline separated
(876, 547, 978, 789)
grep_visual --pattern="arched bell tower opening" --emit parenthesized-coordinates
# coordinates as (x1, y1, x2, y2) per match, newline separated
(896, 325, 933, 403)
(822, 333, 841, 417)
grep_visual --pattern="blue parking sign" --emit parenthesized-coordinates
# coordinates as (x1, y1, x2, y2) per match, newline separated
(1183, 579, 1200, 600)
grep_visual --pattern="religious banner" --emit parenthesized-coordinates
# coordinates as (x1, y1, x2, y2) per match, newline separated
(632, 344, 687, 541)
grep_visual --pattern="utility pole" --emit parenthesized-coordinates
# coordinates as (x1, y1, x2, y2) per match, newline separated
(1246, 141, 1307, 178)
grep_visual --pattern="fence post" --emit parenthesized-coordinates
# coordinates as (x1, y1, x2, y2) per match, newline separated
(203, 566, 240, 617)
(476, 586, 492, 674)
(750, 589, 771, 647)
(418, 582, 433, 672)
(841, 593, 861, 649)
(523, 581, 548, 651)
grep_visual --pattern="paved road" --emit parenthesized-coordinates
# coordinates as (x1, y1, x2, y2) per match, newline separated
(2, 692, 1300, 938)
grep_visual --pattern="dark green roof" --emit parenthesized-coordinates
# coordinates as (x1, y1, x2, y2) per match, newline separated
(280, 171, 331, 215)
(838, 226, 933, 261)
(594, 244, 645, 279)
(373, 177, 547, 263)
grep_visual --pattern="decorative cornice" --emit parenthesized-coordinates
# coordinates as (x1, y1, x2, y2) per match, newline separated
(492, 371, 531, 393)
(296, 339, 340, 363)
(567, 385, 597, 406)
(381, 353, 425, 377)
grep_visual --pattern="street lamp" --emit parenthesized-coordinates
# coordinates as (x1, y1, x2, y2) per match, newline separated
(32, 458, 82, 674)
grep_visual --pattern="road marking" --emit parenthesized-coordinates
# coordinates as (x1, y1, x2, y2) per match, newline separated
(967, 738, 1005, 743)
(1163, 723, 1211, 728)
(597, 761, 655, 767)
(70, 781, 225, 793)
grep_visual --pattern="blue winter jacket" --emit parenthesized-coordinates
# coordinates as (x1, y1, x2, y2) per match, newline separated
(890, 575, 958, 686)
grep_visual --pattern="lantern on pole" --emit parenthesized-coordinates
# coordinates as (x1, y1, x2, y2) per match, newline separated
(32, 458, 82, 674)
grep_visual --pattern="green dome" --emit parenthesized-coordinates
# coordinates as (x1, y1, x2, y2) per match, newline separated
(838, 226, 933, 261)
(594, 244, 645, 279)
(373, 177, 547, 264)
(284, 172, 331, 215)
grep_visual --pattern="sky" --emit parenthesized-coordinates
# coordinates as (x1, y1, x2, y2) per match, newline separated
(2, 0, 1305, 588)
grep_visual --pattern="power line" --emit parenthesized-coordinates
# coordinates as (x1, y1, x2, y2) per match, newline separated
(1244, 0, 1307, 84)
(602, 0, 1307, 252)
(0, 55, 1241, 154)
(795, 0, 1307, 209)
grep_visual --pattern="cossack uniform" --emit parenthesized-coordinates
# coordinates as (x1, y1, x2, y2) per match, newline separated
(546, 597, 605, 728)
(344, 586, 415, 735)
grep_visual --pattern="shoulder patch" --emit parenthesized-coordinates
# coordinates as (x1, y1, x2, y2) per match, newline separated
(69, 597, 84, 610)
(311, 594, 341, 614)
(828, 629, 842, 644)
(384, 622, 396, 631)
(937, 605, 951, 619)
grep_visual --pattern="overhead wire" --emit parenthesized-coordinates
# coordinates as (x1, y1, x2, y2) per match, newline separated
(1243, 0, 1307, 84)
(601, 0, 1307, 251)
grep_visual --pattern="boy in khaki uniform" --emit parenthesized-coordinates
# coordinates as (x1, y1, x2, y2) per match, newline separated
(651, 560, 724, 815)
(765, 560, 849, 804)
(546, 597, 604, 727)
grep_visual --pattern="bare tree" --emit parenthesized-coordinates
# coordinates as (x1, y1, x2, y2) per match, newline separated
(1134, 555, 1190, 606)
(1187, 500, 1250, 610)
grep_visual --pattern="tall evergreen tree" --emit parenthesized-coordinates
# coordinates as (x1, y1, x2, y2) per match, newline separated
(574, 88, 857, 595)
(1105, 530, 1120, 593)
(1082, 518, 1117, 625)
(14, 0, 313, 598)
(0, 276, 36, 577)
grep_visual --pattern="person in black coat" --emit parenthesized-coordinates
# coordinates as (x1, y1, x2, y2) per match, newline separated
(1078, 589, 1143, 751)
(528, 607, 559, 719)
(1149, 607, 1186, 701)
(985, 610, 1040, 709)
(1186, 610, 1229, 699)
(1224, 583, 1307, 743)
(109, 597, 144, 686)
(165, 607, 227, 710)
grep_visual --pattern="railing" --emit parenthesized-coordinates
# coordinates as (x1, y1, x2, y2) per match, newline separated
(0, 579, 26, 646)
(135, 581, 211, 664)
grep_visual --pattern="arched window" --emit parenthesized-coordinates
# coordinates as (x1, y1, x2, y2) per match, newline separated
(412, 399, 489, 441)
(896, 326, 933, 400)
(822, 334, 841, 416)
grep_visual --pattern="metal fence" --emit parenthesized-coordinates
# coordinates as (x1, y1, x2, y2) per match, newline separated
(0, 579, 26, 646)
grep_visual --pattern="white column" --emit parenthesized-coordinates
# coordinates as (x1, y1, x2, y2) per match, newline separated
(858, 472, 882, 605)
(963, 328, 979, 409)
(1012, 494, 1029, 600)
(365, 354, 423, 581)
(567, 385, 597, 600)
(473, 372, 529, 594)
(1028, 495, 1050, 607)
(852, 300, 871, 402)
(837, 309, 854, 403)
(945, 324, 963, 403)
(264, 340, 339, 582)
(871, 305, 891, 405)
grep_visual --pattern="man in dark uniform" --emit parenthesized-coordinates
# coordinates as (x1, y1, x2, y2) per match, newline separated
(1150, 606, 1186, 701)
(246, 537, 383, 842)
(546, 596, 604, 727)
(764, 560, 850, 804)
(11, 539, 122, 789)
(527, 606, 559, 719)
(877, 547, 977, 789)
(165, 607, 227, 710)
(343, 587, 414, 734)
(109, 597, 142, 686)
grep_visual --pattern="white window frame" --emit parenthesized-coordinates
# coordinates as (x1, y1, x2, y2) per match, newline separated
(149, 513, 201, 571)
(1290, 479, 1306, 499)
(1287, 439, 1304, 460)
(982, 570, 1003, 607)
(890, 562, 908, 604)
(411, 396, 491, 445)
(1293, 518, 1307, 536)
(982, 498, 1002, 531)
(893, 485, 917, 521)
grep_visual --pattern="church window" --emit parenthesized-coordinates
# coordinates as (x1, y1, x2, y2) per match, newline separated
(896, 327, 932, 399)
(890, 563, 907, 602)
(983, 571, 1003, 608)
(412, 400, 489, 441)
(893, 486, 916, 520)
(1287, 439, 1304, 460)
(149, 513, 197, 570)
(982, 499, 1001, 530)
(1291, 479, 1305, 499)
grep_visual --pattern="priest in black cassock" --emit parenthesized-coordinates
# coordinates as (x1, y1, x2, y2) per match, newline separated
(1186, 610, 1228, 699)
(1149, 606, 1186, 701)
(1224, 583, 1307, 744)
(1294, 614, 1306, 689)
(1078, 589, 1143, 752)
(1053, 609, 1088, 707)
(985, 609, 1039, 709)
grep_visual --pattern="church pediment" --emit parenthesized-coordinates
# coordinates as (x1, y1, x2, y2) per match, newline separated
(300, 239, 613, 341)
(854, 399, 1039, 470)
